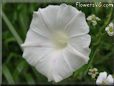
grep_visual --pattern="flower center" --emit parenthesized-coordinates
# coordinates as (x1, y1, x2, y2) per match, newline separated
(52, 31, 69, 49)
(109, 26, 113, 32)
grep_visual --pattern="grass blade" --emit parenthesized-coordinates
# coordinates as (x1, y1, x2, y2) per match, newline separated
(2, 12, 23, 47)
(3, 64, 15, 84)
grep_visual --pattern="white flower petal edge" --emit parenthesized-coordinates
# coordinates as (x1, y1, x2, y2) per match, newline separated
(106, 75, 114, 84)
(96, 72, 114, 85)
(22, 4, 91, 82)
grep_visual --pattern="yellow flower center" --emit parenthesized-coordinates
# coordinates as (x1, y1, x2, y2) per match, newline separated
(52, 31, 69, 49)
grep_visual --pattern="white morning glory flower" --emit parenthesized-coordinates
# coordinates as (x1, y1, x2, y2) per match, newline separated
(87, 14, 101, 26)
(105, 22, 114, 36)
(96, 72, 114, 85)
(21, 4, 91, 82)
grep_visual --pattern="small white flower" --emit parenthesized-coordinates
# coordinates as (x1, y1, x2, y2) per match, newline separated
(96, 71, 114, 85)
(88, 68, 98, 78)
(87, 14, 101, 26)
(96, 17, 101, 21)
(22, 4, 91, 82)
(91, 20, 97, 26)
(105, 22, 114, 36)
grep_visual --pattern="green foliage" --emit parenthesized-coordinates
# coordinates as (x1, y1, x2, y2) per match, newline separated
(2, 2, 114, 85)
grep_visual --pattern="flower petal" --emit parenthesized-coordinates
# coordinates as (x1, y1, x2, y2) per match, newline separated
(35, 50, 73, 82)
(92, 20, 97, 26)
(65, 12, 89, 37)
(30, 11, 52, 38)
(69, 34, 91, 57)
(105, 27, 109, 31)
(21, 29, 52, 48)
(96, 72, 107, 85)
(70, 34, 91, 48)
(21, 29, 54, 78)
(22, 46, 55, 81)
(38, 4, 80, 32)
(56, 4, 80, 30)
(38, 5, 59, 31)
(107, 31, 114, 36)
(46, 46, 89, 82)
(106, 75, 114, 84)
(22, 46, 53, 67)
(87, 15, 92, 21)
(48, 50, 73, 82)
(96, 17, 101, 21)
(63, 45, 89, 71)
(109, 22, 113, 27)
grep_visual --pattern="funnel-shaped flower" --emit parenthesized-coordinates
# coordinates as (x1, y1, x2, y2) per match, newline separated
(22, 4, 91, 82)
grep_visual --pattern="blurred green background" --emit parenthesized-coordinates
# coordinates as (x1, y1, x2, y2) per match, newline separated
(2, 1, 114, 85)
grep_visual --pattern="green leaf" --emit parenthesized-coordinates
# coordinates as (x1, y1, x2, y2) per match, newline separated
(2, 12, 23, 48)
(13, 60, 28, 81)
(24, 73, 35, 84)
(3, 64, 15, 84)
